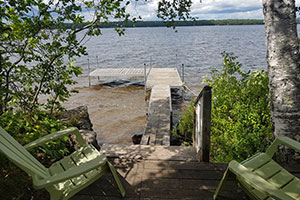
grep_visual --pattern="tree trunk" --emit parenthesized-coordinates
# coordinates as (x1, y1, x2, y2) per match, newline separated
(263, 0, 300, 139)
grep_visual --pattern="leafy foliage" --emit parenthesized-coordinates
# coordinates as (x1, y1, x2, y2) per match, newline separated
(175, 52, 272, 162)
(0, 0, 134, 114)
(172, 100, 194, 145)
(0, 109, 70, 199)
(0, 110, 69, 163)
(157, 0, 194, 28)
(205, 52, 272, 162)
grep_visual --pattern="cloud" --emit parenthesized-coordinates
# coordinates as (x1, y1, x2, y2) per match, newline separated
(126, 0, 159, 20)
(190, 0, 263, 19)
(80, 0, 300, 21)
(125, 0, 265, 20)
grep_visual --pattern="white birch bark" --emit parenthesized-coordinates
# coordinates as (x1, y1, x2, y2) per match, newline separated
(263, 0, 300, 139)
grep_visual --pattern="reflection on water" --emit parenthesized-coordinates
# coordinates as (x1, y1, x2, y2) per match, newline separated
(63, 80, 147, 145)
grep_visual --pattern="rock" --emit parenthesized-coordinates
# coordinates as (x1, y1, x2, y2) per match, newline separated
(56, 106, 100, 150)
(70, 130, 101, 151)
(57, 106, 93, 131)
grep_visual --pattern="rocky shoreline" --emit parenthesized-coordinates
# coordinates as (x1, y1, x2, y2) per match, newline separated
(56, 106, 101, 150)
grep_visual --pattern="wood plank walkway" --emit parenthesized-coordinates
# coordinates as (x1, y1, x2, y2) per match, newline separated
(141, 85, 172, 146)
(71, 145, 300, 200)
(89, 68, 146, 77)
(141, 68, 182, 146)
(146, 68, 182, 89)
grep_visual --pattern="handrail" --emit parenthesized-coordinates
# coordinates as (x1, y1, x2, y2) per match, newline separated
(193, 86, 212, 162)
(169, 87, 173, 131)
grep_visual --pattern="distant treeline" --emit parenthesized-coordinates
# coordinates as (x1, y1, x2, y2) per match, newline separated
(65, 19, 300, 29)
(101, 19, 265, 28)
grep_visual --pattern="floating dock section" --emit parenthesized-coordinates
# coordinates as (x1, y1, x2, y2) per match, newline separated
(89, 68, 145, 78)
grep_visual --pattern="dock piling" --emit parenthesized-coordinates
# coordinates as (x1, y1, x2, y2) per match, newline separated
(88, 58, 91, 87)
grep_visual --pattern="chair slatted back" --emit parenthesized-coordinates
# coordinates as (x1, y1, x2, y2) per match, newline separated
(0, 127, 49, 179)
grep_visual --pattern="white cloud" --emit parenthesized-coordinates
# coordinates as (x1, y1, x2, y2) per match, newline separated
(191, 0, 263, 19)
(125, 0, 265, 20)
(80, 0, 300, 21)
(126, 0, 160, 20)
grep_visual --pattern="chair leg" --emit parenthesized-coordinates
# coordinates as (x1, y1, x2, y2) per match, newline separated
(107, 161, 126, 198)
(214, 168, 231, 200)
(48, 189, 63, 200)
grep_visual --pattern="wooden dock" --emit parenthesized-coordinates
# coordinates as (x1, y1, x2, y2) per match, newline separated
(141, 68, 182, 146)
(141, 85, 172, 146)
(89, 67, 183, 146)
(146, 68, 182, 89)
(89, 68, 146, 78)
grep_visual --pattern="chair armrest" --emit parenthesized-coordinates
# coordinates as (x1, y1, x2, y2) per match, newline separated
(33, 154, 108, 189)
(229, 160, 294, 200)
(24, 127, 86, 150)
(265, 136, 300, 157)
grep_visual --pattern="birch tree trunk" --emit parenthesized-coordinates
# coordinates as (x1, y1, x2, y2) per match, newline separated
(263, 0, 300, 139)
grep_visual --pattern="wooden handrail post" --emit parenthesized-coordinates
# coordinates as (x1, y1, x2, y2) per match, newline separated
(193, 86, 212, 162)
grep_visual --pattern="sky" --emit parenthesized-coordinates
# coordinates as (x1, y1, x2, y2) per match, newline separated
(123, 0, 300, 21)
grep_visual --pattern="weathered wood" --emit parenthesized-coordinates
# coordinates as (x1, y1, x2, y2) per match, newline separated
(145, 68, 182, 89)
(193, 86, 212, 162)
(73, 144, 255, 200)
(89, 68, 146, 77)
(100, 144, 197, 161)
(141, 85, 172, 146)
(73, 142, 300, 200)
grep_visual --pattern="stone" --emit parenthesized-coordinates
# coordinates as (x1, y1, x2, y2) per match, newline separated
(56, 106, 93, 131)
(70, 130, 101, 151)
(56, 106, 100, 150)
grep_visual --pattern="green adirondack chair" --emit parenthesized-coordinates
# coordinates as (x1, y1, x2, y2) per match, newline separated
(214, 136, 300, 200)
(0, 126, 125, 200)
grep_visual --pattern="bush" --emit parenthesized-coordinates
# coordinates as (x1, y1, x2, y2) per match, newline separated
(0, 110, 71, 199)
(175, 52, 272, 162)
(206, 52, 272, 162)
(0, 109, 71, 163)
(172, 100, 194, 146)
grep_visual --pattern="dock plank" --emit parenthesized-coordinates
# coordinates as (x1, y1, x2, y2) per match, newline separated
(142, 85, 171, 146)
(146, 68, 182, 89)
(73, 145, 254, 200)
(89, 68, 146, 77)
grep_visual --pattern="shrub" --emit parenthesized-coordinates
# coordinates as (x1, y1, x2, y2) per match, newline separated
(206, 52, 272, 162)
(0, 109, 71, 163)
(172, 100, 194, 146)
(175, 52, 272, 162)
(0, 110, 70, 199)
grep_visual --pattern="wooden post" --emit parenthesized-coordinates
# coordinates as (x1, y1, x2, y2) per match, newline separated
(88, 58, 91, 87)
(193, 86, 212, 162)
(96, 56, 100, 81)
(169, 88, 173, 131)
(181, 64, 185, 102)
(181, 64, 185, 83)
(144, 63, 147, 101)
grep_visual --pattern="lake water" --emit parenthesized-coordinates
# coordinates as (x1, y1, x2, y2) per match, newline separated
(76, 25, 268, 88)
(66, 25, 270, 145)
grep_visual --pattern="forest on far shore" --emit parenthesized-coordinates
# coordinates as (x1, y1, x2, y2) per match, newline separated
(64, 19, 271, 29)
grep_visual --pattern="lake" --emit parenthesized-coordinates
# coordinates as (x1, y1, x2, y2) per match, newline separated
(67, 25, 270, 145)
(75, 25, 268, 89)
